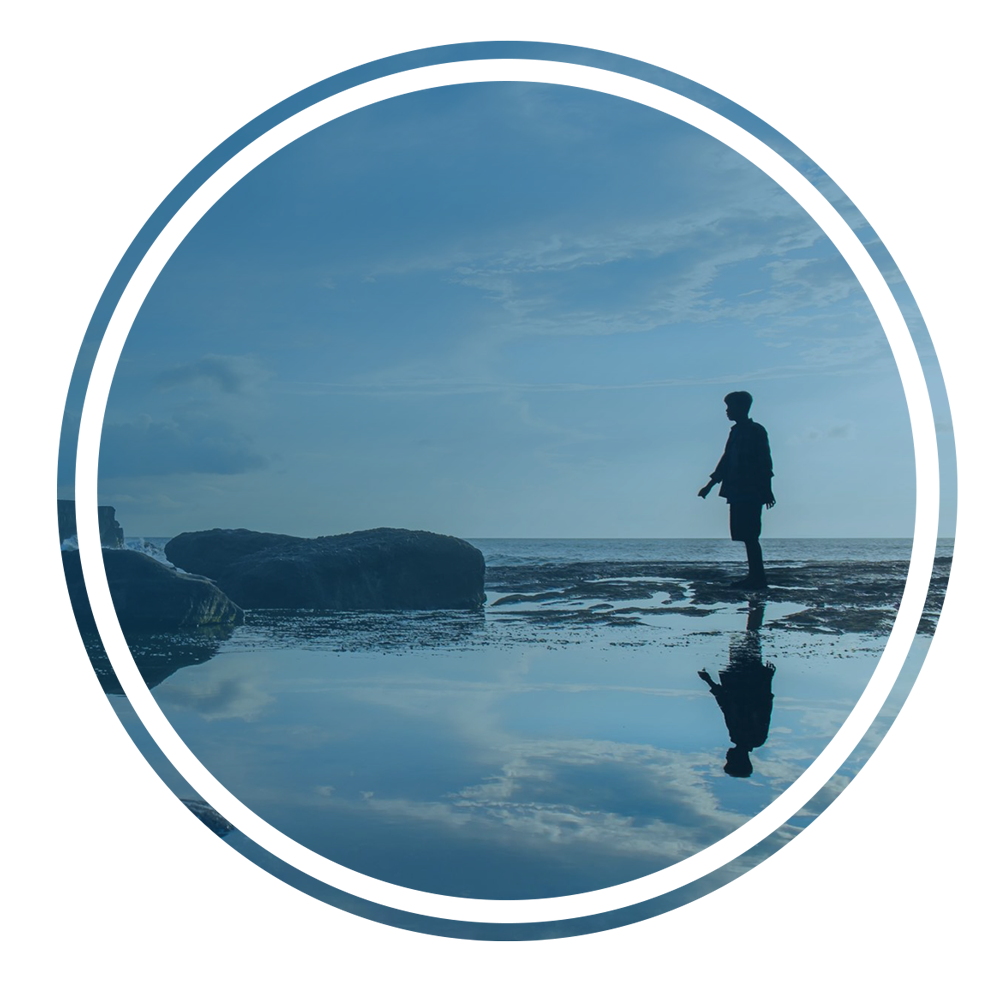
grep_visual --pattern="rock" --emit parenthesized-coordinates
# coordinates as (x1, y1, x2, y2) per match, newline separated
(164, 528, 300, 582)
(58, 499, 124, 548)
(63, 548, 244, 633)
(165, 527, 486, 611)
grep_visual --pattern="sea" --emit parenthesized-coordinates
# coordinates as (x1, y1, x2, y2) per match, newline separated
(109, 534, 950, 567)
(76, 535, 952, 924)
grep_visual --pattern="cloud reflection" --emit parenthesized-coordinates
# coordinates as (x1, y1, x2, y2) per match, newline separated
(157, 665, 275, 722)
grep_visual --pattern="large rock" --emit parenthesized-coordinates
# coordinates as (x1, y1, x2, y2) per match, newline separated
(58, 499, 124, 548)
(164, 528, 300, 582)
(164, 527, 486, 611)
(63, 548, 244, 633)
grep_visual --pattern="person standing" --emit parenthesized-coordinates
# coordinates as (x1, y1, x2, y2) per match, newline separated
(698, 391, 775, 589)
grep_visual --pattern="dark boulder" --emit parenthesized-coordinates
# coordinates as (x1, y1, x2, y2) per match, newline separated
(165, 527, 486, 611)
(58, 499, 124, 548)
(163, 528, 300, 582)
(63, 548, 244, 633)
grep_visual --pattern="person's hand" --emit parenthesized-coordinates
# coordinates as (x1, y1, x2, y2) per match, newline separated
(765, 493, 776, 509)
(697, 483, 713, 499)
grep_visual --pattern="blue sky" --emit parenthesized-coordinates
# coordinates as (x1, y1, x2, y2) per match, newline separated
(96, 82, 915, 538)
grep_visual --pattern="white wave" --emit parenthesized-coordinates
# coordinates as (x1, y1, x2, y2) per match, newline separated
(124, 537, 176, 567)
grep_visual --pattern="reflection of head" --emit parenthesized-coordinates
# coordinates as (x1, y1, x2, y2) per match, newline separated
(725, 747, 753, 777)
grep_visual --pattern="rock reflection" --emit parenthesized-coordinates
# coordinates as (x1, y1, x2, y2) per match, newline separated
(90, 623, 235, 696)
(698, 599, 775, 777)
(0, 623, 235, 712)
(230, 607, 487, 653)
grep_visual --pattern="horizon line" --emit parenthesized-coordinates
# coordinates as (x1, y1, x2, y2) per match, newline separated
(123, 533, 940, 542)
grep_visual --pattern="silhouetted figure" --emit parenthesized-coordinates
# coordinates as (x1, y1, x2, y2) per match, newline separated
(697, 390, 775, 589)
(699, 600, 775, 777)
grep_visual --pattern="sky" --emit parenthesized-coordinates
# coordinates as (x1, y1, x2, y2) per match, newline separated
(94, 81, 916, 539)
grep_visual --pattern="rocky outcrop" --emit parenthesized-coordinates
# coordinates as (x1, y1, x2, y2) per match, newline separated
(164, 528, 300, 582)
(164, 527, 486, 611)
(57, 499, 124, 548)
(63, 548, 244, 633)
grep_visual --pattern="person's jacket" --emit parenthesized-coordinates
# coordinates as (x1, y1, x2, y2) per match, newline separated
(711, 419, 773, 504)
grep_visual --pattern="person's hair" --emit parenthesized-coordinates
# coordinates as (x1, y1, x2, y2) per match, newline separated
(724, 390, 753, 416)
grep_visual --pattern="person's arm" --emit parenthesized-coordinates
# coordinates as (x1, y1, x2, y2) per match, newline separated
(756, 425, 776, 508)
(699, 439, 729, 498)
(710, 448, 728, 486)
(698, 669, 720, 693)
(761, 429, 773, 479)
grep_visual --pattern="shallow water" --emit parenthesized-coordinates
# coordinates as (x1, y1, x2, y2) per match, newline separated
(140, 625, 879, 898)
(97, 538, 945, 900)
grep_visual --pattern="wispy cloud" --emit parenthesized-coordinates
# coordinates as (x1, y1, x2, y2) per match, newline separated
(100, 412, 268, 477)
(787, 421, 859, 445)
(155, 354, 270, 395)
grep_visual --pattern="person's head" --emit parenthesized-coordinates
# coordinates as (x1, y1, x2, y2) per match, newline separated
(724, 390, 753, 421)
(724, 746, 753, 777)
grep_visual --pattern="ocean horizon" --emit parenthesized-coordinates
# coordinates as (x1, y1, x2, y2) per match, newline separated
(93, 534, 953, 571)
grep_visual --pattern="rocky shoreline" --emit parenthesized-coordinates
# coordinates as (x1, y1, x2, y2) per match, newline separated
(485, 555, 948, 636)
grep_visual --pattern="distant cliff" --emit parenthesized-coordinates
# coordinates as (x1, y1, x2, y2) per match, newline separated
(58, 499, 124, 548)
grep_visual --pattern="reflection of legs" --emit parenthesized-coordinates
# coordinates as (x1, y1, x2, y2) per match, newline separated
(746, 598, 765, 633)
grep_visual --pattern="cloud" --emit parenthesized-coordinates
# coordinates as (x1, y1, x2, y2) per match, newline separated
(99, 490, 185, 509)
(761, 255, 858, 307)
(155, 354, 269, 395)
(137, 85, 892, 427)
(788, 421, 858, 445)
(100, 412, 268, 477)
(442, 210, 827, 331)
(827, 423, 855, 439)
(337, 215, 880, 396)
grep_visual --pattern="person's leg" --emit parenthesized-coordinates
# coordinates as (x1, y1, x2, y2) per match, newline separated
(730, 503, 767, 588)
(744, 538, 766, 586)
(740, 507, 764, 587)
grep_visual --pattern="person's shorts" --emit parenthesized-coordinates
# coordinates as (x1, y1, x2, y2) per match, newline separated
(729, 500, 763, 542)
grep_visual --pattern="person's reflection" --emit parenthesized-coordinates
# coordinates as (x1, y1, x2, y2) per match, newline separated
(698, 599, 775, 777)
